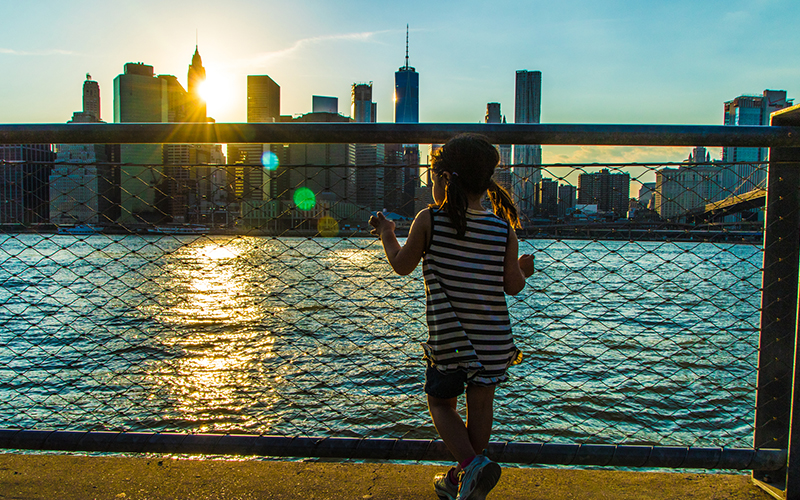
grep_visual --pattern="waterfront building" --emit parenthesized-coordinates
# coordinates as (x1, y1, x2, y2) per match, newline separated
(653, 148, 723, 221)
(387, 26, 420, 217)
(513, 70, 543, 219)
(0, 144, 55, 225)
(536, 178, 559, 219)
(578, 169, 630, 219)
(351, 83, 384, 212)
(722, 90, 792, 196)
(558, 184, 577, 220)
(113, 62, 168, 225)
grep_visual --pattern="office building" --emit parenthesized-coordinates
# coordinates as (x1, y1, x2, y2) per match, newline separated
(578, 169, 630, 219)
(351, 83, 384, 211)
(722, 90, 793, 197)
(513, 70, 543, 219)
(485, 102, 513, 193)
(51, 75, 120, 225)
(113, 62, 168, 225)
(558, 184, 577, 220)
(312, 95, 338, 114)
(536, 178, 559, 219)
(1, 145, 55, 225)
(230, 75, 281, 211)
(247, 75, 280, 123)
(395, 26, 419, 124)
(387, 26, 420, 217)
(653, 147, 724, 220)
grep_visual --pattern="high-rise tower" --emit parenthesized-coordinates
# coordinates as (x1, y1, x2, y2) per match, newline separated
(351, 83, 384, 211)
(394, 26, 419, 124)
(113, 62, 168, 225)
(187, 46, 207, 122)
(513, 69, 543, 220)
(83, 74, 100, 121)
(514, 70, 542, 164)
(387, 26, 420, 217)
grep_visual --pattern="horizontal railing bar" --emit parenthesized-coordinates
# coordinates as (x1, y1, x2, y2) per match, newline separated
(1, 123, 799, 147)
(0, 429, 786, 470)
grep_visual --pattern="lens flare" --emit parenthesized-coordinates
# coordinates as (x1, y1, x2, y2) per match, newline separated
(262, 151, 279, 171)
(317, 216, 340, 237)
(293, 187, 316, 211)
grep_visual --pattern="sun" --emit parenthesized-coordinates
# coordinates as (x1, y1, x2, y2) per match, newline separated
(196, 76, 233, 118)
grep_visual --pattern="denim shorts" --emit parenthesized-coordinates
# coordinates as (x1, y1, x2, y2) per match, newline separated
(424, 364, 471, 399)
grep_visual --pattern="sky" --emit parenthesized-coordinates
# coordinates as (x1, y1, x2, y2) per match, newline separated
(1, 0, 799, 166)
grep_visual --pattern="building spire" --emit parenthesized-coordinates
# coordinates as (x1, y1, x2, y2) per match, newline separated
(404, 24, 409, 69)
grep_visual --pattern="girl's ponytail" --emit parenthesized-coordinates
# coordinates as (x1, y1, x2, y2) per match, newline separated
(444, 173, 470, 237)
(488, 179, 521, 229)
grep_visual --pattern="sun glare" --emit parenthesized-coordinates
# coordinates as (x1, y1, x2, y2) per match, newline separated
(197, 75, 233, 117)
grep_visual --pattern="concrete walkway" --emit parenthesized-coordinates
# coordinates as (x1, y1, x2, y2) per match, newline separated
(0, 453, 774, 499)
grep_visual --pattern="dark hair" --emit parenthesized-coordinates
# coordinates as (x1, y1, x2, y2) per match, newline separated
(430, 133, 520, 236)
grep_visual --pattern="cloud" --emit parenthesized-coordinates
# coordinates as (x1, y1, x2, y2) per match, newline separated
(544, 145, 696, 165)
(226, 30, 391, 70)
(0, 48, 78, 56)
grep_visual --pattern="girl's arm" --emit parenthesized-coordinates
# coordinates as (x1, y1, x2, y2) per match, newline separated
(369, 209, 431, 276)
(504, 229, 534, 295)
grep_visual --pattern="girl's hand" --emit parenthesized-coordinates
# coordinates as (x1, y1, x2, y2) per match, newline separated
(519, 254, 534, 278)
(369, 212, 395, 238)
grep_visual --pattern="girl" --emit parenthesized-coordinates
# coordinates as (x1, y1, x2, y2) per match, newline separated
(369, 134, 534, 500)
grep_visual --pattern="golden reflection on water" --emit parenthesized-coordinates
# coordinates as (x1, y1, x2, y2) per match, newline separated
(145, 237, 281, 432)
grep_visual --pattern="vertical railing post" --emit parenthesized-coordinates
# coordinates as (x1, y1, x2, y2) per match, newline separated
(754, 104, 800, 499)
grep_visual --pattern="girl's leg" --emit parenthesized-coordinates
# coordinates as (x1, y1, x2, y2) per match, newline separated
(465, 384, 496, 454)
(427, 394, 476, 464)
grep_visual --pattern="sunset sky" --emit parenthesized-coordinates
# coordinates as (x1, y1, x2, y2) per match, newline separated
(1, 0, 798, 164)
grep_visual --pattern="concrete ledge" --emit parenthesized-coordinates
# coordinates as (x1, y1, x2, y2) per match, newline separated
(0, 452, 773, 499)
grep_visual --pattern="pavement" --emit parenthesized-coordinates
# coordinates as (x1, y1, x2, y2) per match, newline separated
(0, 452, 775, 500)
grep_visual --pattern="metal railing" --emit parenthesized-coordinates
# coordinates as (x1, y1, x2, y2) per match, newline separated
(2, 114, 800, 498)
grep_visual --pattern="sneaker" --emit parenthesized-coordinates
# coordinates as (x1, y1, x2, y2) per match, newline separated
(433, 467, 459, 500)
(456, 455, 501, 500)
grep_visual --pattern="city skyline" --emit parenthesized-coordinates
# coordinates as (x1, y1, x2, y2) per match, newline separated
(1, 0, 799, 165)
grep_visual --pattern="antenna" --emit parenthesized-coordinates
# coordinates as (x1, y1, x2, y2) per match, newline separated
(405, 24, 409, 69)
(196, 29, 198, 49)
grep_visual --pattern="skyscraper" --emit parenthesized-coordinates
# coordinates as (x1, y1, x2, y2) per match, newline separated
(186, 46, 207, 122)
(113, 62, 168, 225)
(394, 25, 419, 124)
(230, 75, 281, 209)
(514, 70, 542, 164)
(351, 83, 384, 211)
(485, 102, 512, 192)
(513, 70, 543, 219)
(247, 75, 280, 123)
(51, 75, 119, 226)
(83, 74, 100, 121)
(387, 25, 420, 217)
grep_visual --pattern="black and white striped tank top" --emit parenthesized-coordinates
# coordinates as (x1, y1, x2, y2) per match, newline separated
(422, 208, 517, 385)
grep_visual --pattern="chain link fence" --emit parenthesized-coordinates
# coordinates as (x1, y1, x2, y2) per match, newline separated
(1, 140, 784, 469)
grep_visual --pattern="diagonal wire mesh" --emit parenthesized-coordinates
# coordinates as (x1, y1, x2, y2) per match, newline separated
(0, 146, 779, 457)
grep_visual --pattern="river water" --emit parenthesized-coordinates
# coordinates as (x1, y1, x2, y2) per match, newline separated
(0, 234, 762, 448)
